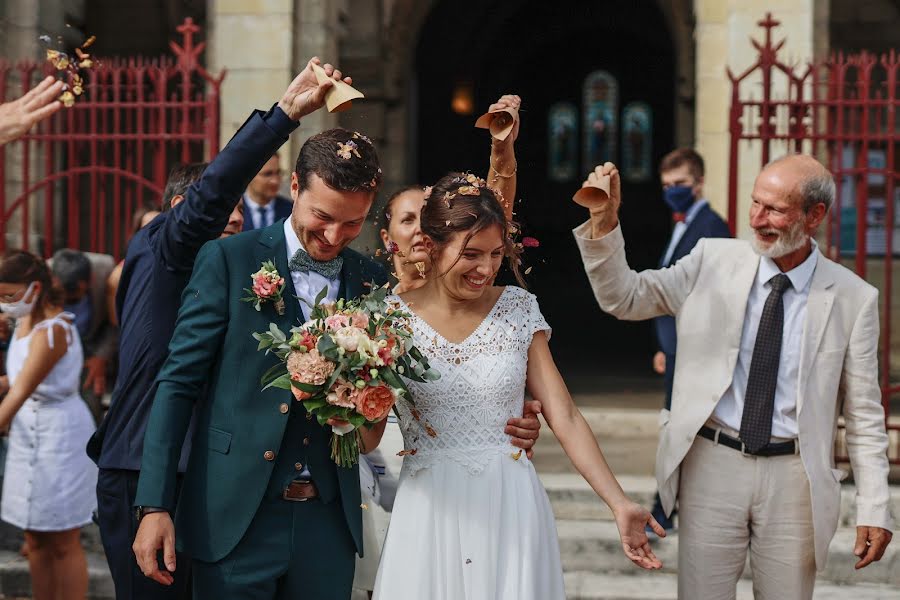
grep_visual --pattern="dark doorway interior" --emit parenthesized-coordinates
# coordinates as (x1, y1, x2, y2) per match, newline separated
(414, 0, 676, 382)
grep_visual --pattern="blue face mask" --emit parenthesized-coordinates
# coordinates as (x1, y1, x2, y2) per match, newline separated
(663, 185, 695, 214)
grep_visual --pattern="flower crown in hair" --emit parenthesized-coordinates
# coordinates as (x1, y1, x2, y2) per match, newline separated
(337, 140, 361, 160)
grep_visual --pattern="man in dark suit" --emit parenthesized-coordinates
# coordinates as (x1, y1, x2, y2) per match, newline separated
(86, 62, 307, 599)
(242, 153, 294, 231)
(650, 148, 731, 531)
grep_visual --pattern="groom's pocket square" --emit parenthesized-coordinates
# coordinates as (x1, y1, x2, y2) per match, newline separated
(208, 426, 233, 455)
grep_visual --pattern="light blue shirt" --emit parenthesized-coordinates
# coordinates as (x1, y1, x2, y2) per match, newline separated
(245, 194, 276, 229)
(662, 199, 709, 266)
(713, 241, 819, 438)
(283, 219, 341, 322)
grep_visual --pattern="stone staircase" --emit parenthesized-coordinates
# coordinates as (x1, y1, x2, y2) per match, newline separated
(0, 405, 897, 599)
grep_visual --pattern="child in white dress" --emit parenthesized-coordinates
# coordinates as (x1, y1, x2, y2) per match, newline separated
(0, 250, 97, 600)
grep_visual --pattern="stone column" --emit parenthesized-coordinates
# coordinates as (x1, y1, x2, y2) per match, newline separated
(208, 0, 296, 148)
(693, 0, 823, 238)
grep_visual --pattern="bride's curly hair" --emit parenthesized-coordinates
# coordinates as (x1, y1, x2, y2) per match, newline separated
(420, 173, 525, 287)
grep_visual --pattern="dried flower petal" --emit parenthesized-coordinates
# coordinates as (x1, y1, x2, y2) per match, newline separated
(82, 35, 96, 48)
(522, 237, 540, 248)
(397, 449, 418, 456)
(511, 449, 523, 460)
(525, 266, 533, 275)
(415, 262, 426, 278)
(59, 91, 75, 107)
(425, 424, 437, 437)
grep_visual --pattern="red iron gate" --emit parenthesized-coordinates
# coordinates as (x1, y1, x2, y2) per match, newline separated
(0, 17, 225, 261)
(728, 13, 899, 462)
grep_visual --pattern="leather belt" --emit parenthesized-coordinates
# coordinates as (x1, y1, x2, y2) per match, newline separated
(282, 480, 319, 502)
(698, 425, 799, 457)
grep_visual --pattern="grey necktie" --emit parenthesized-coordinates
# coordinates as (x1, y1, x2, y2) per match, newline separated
(739, 273, 791, 453)
(288, 248, 343, 280)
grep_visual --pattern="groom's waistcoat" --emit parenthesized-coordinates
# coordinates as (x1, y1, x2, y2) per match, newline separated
(136, 220, 388, 563)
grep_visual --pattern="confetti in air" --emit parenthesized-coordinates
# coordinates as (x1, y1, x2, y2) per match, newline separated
(42, 31, 98, 108)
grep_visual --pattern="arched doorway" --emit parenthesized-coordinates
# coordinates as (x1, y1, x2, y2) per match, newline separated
(414, 0, 677, 380)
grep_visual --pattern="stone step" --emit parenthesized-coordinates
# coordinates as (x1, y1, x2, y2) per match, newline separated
(0, 549, 113, 600)
(557, 519, 900, 586)
(540, 473, 900, 528)
(564, 571, 900, 600)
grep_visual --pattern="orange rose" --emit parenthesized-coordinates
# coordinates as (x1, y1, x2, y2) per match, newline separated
(353, 384, 396, 421)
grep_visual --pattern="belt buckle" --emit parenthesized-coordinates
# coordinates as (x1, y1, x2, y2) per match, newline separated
(282, 480, 312, 502)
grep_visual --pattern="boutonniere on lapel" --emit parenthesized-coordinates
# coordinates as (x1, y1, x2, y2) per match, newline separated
(241, 260, 286, 315)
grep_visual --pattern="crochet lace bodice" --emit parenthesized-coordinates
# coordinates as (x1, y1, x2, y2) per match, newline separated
(389, 286, 550, 476)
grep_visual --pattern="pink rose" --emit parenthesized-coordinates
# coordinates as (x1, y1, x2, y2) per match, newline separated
(353, 385, 396, 421)
(326, 380, 356, 408)
(286, 349, 335, 401)
(350, 312, 369, 329)
(324, 314, 351, 331)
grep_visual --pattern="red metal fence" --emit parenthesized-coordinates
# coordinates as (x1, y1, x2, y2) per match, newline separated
(728, 13, 899, 463)
(0, 18, 224, 261)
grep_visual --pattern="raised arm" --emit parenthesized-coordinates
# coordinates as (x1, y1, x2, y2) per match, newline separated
(157, 57, 349, 271)
(0, 76, 64, 146)
(525, 330, 664, 569)
(573, 163, 704, 321)
(485, 94, 520, 223)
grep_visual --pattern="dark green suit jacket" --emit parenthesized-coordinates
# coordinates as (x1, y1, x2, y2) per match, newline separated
(135, 220, 388, 563)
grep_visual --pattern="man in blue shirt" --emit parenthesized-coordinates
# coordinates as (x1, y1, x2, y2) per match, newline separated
(242, 153, 294, 231)
(650, 148, 731, 531)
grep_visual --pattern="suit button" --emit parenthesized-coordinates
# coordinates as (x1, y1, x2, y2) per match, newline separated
(295, 462, 303, 471)
(264, 450, 276, 461)
(279, 403, 289, 414)
(303, 437, 311, 447)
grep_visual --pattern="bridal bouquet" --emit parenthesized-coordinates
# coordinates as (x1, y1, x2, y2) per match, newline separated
(253, 284, 439, 467)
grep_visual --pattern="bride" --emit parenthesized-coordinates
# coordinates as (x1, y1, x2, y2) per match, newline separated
(373, 173, 663, 599)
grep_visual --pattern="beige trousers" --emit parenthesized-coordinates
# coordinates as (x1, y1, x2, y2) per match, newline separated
(678, 432, 816, 600)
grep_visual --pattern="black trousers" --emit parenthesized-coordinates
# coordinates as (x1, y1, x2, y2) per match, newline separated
(96, 468, 192, 600)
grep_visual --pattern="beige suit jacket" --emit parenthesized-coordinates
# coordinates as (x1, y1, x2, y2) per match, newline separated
(574, 221, 893, 569)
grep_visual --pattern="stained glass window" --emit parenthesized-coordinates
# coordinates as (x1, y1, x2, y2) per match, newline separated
(622, 102, 652, 182)
(547, 102, 578, 182)
(582, 70, 618, 173)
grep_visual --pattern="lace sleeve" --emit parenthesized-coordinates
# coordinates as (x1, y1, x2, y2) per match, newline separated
(520, 288, 551, 342)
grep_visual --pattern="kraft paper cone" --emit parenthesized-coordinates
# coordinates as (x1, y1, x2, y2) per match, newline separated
(474, 106, 519, 141)
(312, 63, 364, 113)
(573, 175, 611, 208)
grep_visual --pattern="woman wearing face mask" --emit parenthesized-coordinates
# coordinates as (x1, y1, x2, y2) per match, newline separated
(0, 250, 96, 600)
(371, 174, 664, 599)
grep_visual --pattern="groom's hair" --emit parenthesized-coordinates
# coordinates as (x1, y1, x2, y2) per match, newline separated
(294, 128, 382, 194)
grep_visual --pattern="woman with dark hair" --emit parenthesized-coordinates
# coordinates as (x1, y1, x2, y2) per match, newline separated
(354, 96, 523, 598)
(0, 250, 95, 600)
(379, 95, 520, 294)
(372, 175, 663, 598)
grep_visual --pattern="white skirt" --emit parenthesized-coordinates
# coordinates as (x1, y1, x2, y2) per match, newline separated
(373, 452, 565, 600)
(1, 395, 97, 531)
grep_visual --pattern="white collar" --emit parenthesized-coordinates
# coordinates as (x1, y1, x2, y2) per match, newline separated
(756, 238, 819, 293)
(244, 193, 273, 212)
(283, 218, 304, 259)
(682, 198, 708, 225)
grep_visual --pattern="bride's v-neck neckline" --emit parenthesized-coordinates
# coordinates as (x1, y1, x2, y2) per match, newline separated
(394, 287, 509, 347)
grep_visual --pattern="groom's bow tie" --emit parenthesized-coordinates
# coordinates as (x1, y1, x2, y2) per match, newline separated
(289, 248, 343, 280)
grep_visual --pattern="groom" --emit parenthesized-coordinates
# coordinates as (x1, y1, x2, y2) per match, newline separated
(132, 59, 542, 598)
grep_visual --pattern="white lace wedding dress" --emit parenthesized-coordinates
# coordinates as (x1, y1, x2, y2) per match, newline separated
(372, 286, 565, 599)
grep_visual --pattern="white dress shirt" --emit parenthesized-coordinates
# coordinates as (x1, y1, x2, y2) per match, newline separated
(713, 241, 819, 438)
(245, 194, 276, 229)
(283, 219, 340, 321)
(662, 199, 708, 266)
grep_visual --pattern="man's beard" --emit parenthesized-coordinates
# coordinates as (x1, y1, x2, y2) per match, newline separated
(750, 218, 808, 258)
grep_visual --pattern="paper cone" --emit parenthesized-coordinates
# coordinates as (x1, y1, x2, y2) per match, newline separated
(573, 175, 611, 208)
(474, 106, 519, 141)
(312, 63, 365, 113)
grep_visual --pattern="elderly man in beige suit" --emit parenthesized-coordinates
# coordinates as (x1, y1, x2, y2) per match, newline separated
(573, 154, 893, 599)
